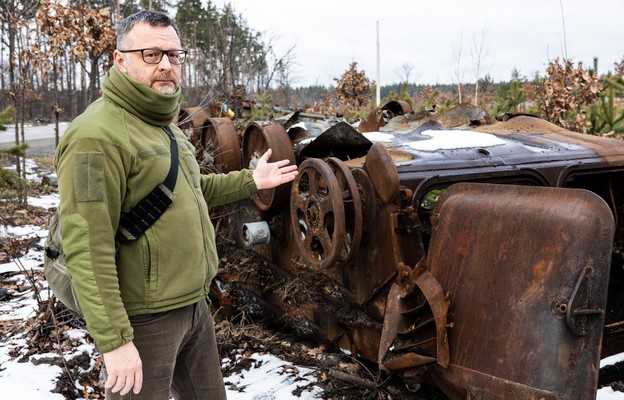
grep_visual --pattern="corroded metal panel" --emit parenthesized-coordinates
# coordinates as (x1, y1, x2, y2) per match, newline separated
(427, 183, 614, 399)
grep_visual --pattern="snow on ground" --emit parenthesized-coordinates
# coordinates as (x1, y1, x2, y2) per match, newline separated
(0, 158, 621, 399)
(0, 229, 322, 400)
(0, 160, 322, 399)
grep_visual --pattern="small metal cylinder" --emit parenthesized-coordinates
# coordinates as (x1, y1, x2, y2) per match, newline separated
(241, 221, 271, 247)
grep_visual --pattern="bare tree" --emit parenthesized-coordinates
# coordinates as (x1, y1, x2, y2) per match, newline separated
(264, 42, 297, 91)
(471, 25, 490, 106)
(559, 0, 568, 59)
(1, 0, 38, 205)
(452, 30, 464, 103)
(395, 62, 414, 84)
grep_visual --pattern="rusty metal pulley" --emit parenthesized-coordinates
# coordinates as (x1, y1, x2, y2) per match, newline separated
(242, 123, 296, 210)
(364, 143, 400, 203)
(351, 167, 377, 233)
(325, 157, 363, 265)
(204, 117, 242, 173)
(290, 158, 346, 269)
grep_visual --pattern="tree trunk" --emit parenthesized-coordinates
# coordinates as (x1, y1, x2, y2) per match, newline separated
(53, 57, 60, 148)
(69, 56, 78, 119)
(88, 56, 101, 104)
(7, 2, 23, 185)
(81, 58, 88, 110)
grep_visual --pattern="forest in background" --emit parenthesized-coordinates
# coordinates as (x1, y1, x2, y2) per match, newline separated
(0, 0, 623, 176)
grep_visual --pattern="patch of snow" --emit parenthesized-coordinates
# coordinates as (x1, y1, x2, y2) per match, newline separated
(407, 129, 506, 151)
(224, 352, 322, 399)
(0, 340, 65, 399)
(28, 193, 59, 210)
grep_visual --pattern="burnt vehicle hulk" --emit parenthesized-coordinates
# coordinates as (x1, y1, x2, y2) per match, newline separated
(179, 102, 624, 399)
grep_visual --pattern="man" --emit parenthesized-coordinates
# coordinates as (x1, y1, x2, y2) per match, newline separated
(54, 10, 297, 399)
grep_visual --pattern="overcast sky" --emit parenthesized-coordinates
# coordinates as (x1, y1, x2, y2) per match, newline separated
(210, 0, 623, 87)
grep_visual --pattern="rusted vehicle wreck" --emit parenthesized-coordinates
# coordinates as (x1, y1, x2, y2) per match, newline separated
(179, 102, 624, 399)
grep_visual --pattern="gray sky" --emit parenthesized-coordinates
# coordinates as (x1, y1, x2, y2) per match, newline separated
(211, 0, 623, 87)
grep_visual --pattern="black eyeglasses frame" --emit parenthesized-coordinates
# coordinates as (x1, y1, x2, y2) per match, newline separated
(118, 48, 188, 65)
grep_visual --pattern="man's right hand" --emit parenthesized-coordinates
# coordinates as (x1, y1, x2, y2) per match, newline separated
(103, 341, 143, 395)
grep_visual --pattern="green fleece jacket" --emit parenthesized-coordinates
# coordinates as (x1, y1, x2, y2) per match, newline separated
(54, 66, 257, 353)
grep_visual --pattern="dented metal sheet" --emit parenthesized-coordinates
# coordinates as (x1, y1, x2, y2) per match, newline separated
(426, 183, 614, 399)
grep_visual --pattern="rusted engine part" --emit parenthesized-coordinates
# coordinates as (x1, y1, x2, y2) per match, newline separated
(378, 258, 451, 373)
(178, 106, 241, 173)
(242, 123, 296, 210)
(289, 157, 364, 269)
(285, 143, 450, 367)
(215, 139, 433, 363)
(415, 183, 613, 400)
(211, 236, 383, 354)
(204, 102, 624, 398)
(289, 143, 403, 269)
(357, 100, 413, 133)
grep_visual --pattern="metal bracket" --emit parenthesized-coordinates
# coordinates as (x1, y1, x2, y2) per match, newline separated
(566, 266, 604, 336)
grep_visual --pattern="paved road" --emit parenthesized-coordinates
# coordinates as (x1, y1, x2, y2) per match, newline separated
(0, 123, 68, 156)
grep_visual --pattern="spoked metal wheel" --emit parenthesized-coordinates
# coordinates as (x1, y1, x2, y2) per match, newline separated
(290, 158, 346, 269)
(325, 157, 363, 265)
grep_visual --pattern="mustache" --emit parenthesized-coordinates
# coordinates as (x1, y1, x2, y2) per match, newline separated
(154, 73, 177, 83)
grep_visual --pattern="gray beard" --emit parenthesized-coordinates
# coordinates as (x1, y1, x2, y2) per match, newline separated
(157, 85, 178, 95)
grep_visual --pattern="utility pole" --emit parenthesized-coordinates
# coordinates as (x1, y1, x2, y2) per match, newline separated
(376, 20, 381, 108)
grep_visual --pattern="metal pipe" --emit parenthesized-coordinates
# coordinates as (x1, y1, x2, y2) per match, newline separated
(241, 221, 271, 247)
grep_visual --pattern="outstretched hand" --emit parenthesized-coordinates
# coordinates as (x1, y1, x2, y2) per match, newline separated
(252, 148, 298, 190)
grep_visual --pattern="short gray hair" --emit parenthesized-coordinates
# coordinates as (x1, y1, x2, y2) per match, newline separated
(116, 10, 180, 48)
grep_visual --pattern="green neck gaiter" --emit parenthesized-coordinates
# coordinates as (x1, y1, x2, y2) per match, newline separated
(101, 65, 181, 126)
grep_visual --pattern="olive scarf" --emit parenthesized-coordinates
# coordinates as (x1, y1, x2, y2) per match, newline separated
(101, 65, 181, 126)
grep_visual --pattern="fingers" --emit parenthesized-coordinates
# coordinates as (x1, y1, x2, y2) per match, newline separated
(260, 149, 294, 170)
(102, 342, 143, 395)
(105, 371, 130, 395)
(119, 375, 134, 396)
(133, 368, 144, 394)
(279, 164, 298, 174)
(252, 148, 298, 189)
(105, 369, 143, 395)
(278, 164, 298, 183)
(260, 148, 273, 163)
(104, 372, 119, 392)
(272, 158, 293, 168)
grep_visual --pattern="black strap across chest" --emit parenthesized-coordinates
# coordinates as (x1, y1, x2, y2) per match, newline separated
(115, 125, 179, 245)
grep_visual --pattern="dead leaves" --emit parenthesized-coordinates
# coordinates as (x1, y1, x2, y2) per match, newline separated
(537, 57, 601, 133)
(334, 62, 375, 118)
(36, 0, 116, 66)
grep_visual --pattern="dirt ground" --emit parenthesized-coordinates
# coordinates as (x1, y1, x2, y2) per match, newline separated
(212, 239, 449, 400)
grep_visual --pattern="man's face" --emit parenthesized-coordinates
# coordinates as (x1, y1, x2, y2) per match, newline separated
(113, 23, 182, 95)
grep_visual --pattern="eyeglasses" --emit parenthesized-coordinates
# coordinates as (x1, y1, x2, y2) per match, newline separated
(119, 48, 187, 65)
